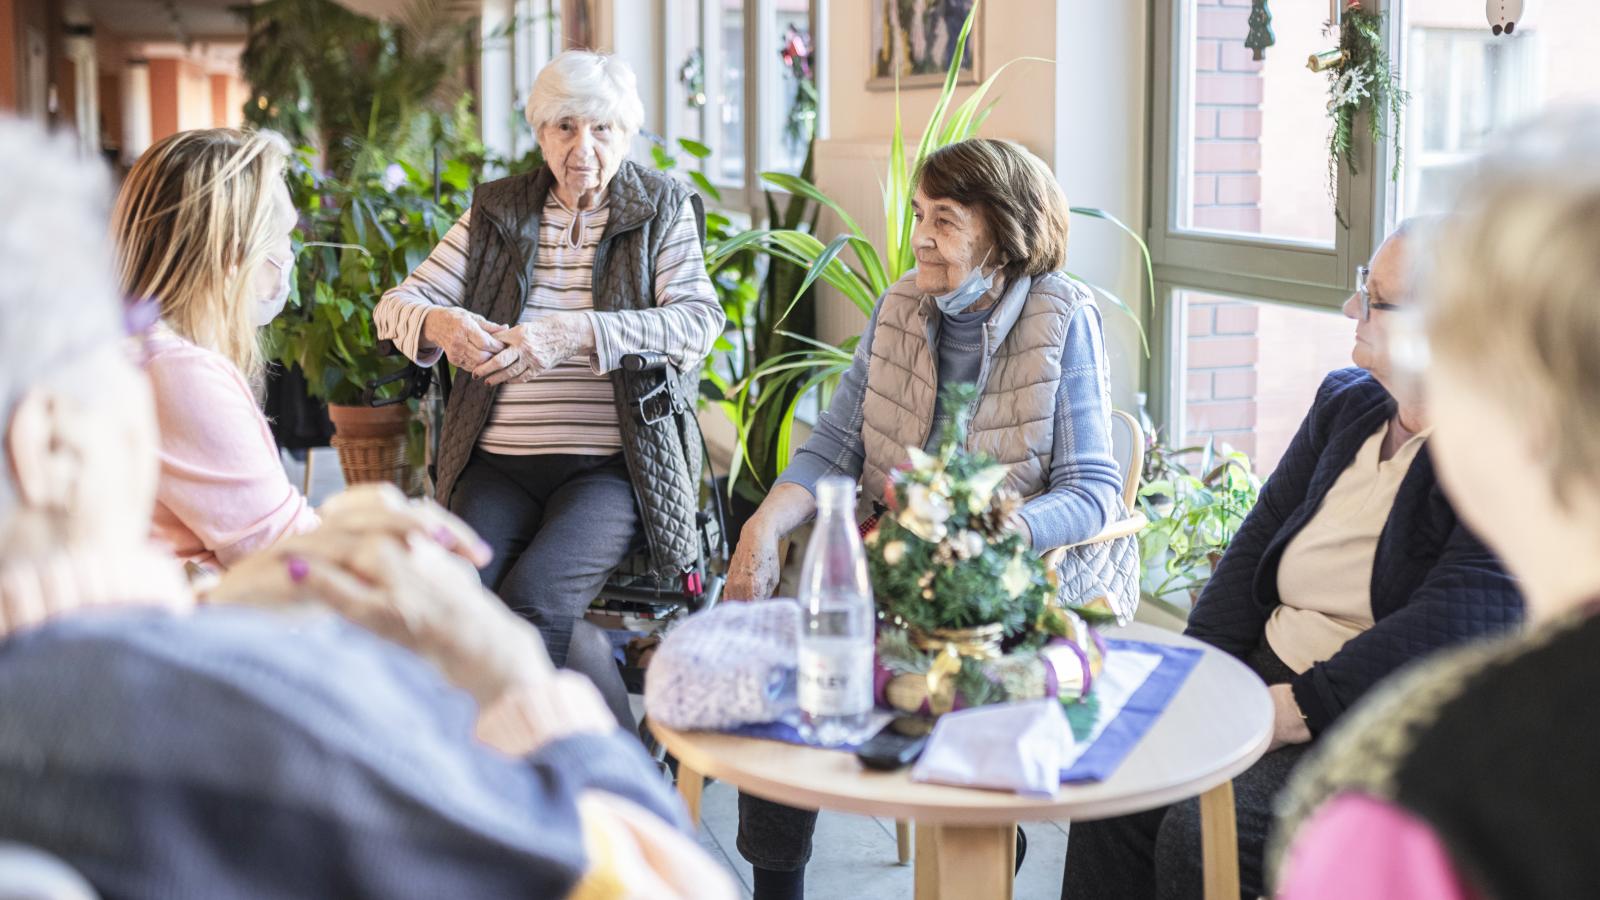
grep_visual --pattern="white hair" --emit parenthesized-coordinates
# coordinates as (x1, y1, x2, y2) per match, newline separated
(524, 50, 644, 138)
(0, 119, 123, 520)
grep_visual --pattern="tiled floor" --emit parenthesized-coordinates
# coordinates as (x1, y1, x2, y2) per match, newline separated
(292, 449, 1075, 898)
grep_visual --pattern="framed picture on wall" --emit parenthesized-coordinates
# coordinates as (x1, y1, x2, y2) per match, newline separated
(868, 0, 982, 90)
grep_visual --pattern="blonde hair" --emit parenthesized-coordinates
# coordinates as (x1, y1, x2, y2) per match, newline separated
(913, 139, 1071, 279)
(112, 128, 291, 387)
(1425, 107, 1600, 498)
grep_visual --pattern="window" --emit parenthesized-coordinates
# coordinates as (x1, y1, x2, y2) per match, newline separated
(1395, 6, 1600, 219)
(1150, 1, 1600, 473)
(664, 0, 819, 214)
(1150, 0, 1378, 453)
(1176, 292, 1355, 477)
(1180, 0, 1337, 246)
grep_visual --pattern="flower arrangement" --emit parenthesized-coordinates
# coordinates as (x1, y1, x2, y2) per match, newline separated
(866, 384, 1110, 717)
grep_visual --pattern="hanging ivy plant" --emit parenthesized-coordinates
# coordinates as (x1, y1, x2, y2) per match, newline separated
(1322, 1, 1409, 209)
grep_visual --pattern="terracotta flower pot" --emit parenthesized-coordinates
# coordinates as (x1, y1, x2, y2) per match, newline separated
(327, 403, 412, 488)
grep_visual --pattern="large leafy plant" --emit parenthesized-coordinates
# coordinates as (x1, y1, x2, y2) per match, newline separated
(707, 0, 1153, 498)
(241, 0, 476, 180)
(1136, 435, 1262, 616)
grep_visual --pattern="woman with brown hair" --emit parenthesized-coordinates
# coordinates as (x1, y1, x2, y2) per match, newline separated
(723, 137, 1123, 900)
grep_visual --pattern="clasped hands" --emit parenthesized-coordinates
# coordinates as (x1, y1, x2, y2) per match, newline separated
(423, 306, 595, 385)
(204, 484, 549, 710)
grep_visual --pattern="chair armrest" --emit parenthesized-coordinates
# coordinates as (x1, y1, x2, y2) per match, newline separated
(1040, 512, 1149, 570)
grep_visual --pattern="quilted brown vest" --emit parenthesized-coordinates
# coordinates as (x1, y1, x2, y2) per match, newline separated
(433, 161, 706, 575)
(858, 270, 1100, 506)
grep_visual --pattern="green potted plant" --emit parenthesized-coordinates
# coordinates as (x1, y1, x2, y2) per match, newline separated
(1135, 435, 1262, 618)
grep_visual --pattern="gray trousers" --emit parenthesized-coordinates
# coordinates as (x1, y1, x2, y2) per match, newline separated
(449, 450, 641, 727)
(1061, 641, 1308, 900)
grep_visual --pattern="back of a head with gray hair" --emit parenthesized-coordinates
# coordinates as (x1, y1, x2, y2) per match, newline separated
(0, 119, 123, 520)
(524, 50, 645, 138)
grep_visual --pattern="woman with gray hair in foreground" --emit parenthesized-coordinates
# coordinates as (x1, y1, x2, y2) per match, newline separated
(0, 120, 732, 900)
(375, 49, 724, 726)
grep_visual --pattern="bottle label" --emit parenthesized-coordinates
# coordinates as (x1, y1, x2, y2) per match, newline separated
(798, 641, 874, 717)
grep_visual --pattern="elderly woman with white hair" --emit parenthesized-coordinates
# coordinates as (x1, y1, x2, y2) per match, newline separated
(375, 50, 723, 717)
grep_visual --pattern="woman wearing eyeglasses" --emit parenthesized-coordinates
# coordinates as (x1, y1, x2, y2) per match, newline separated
(1060, 223, 1523, 900)
(112, 128, 320, 572)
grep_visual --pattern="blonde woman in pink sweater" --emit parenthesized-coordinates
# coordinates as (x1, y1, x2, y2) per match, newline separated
(112, 128, 319, 570)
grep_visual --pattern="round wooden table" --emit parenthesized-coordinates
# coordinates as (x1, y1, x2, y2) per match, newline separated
(649, 622, 1273, 900)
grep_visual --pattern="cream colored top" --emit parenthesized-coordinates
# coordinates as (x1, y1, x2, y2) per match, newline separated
(1265, 423, 1431, 674)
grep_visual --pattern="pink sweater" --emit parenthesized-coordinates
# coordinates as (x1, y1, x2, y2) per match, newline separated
(146, 328, 319, 570)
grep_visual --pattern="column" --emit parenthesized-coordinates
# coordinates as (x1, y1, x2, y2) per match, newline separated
(146, 57, 179, 143)
(121, 58, 151, 164)
(64, 22, 99, 155)
(480, 0, 515, 169)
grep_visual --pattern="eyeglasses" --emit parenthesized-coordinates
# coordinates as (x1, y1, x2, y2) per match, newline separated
(1356, 266, 1404, 321)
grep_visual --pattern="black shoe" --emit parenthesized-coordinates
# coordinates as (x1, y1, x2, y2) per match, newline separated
(1015, 826, 1027, 874)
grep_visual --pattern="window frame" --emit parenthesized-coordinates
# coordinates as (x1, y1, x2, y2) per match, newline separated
(661, 0, 823, 220)
(1144, 0, 1400, 442)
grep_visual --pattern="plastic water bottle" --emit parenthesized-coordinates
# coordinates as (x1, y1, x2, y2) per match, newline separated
(797, 475, 876, 746)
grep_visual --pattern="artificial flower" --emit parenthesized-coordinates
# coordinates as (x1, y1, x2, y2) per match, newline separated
(883, 540, 907, 565)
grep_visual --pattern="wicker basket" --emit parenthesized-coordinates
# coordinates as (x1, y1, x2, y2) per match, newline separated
(327, 403, 413, 489)
(329, 432, 408, 485)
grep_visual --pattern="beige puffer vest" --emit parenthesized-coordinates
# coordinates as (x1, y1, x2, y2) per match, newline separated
(858, 270, 1101, 507)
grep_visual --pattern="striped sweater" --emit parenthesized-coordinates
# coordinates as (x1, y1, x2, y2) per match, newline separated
(375, 190, 719, 456)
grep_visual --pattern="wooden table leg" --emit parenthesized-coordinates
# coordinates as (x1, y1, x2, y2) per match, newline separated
(1199, 780, 1240, 900)
(896, 820, 912, 865)
(678, 764, 705, 828)
(913, 821, 1015, 900)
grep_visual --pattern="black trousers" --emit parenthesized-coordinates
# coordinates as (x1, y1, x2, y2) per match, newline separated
(449, 450, 642, 727)
(1060, 641, 1309, 900)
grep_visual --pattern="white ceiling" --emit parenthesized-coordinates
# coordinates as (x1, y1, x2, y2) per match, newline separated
(78, 0, 252, 41)
(79, 0, 479, 41)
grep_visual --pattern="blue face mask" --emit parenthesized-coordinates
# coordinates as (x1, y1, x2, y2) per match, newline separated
(931, 250, 995, 316)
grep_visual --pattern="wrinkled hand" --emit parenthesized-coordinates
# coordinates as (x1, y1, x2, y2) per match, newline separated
(423, 306, 507, 370)
(472, 312, 595, 385)
(1267, 682, 1312, 752)
(725, 524, 781, 602)
(205, 485, 550, 706)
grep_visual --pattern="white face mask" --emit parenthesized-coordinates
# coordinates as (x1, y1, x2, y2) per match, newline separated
(931, 249, 995, 316)
(254, 256, 292, 327)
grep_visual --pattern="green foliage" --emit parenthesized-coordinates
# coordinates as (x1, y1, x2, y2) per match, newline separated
(866, 384, 1054, 639)
(1324, 4, 1410, 201)
(708, 0, 1155, 502)
(248, 0, 546, 409)
(240, 0, 479, 181)
(1136, 435, 1262, 613)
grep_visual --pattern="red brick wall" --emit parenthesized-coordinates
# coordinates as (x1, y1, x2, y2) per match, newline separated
(1183, 0, 1265, 463)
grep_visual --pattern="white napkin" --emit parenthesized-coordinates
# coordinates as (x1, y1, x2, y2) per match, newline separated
(910, 699, 1072, 797)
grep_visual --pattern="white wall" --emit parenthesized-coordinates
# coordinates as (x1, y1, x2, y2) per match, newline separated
(1054, 0, 1150, 413)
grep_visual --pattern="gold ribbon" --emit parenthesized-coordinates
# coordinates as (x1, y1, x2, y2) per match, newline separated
(925, 643, 963, 716)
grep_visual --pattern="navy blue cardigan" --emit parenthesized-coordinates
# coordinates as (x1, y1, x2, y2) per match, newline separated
(1184, 368, 1523, 735)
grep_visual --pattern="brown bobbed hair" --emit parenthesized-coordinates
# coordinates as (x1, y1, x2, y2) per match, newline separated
(912, 138, 1070, 279)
